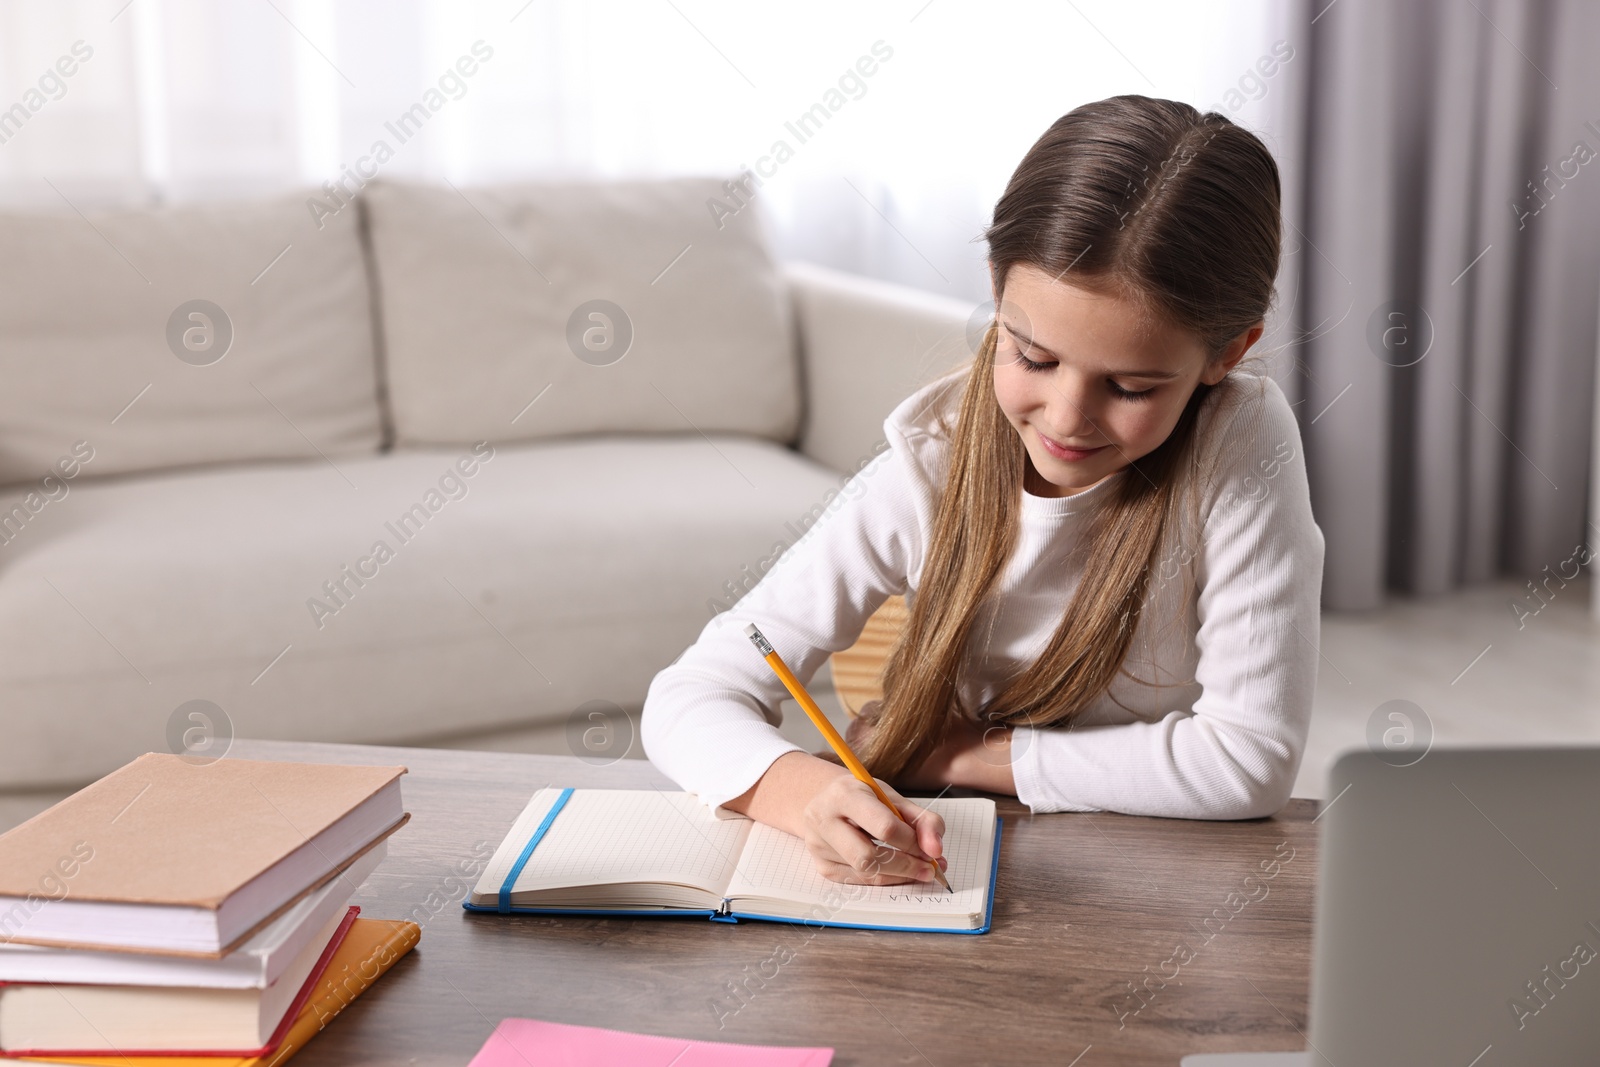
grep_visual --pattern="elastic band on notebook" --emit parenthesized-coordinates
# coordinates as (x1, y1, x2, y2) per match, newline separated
(498, 787, 574, 914)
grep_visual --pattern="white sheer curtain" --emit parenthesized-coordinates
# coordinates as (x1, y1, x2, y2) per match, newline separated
(0, 0, 1292, 303)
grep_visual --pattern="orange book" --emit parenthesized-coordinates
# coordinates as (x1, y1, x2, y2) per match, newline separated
(13, 918, 421, 1067)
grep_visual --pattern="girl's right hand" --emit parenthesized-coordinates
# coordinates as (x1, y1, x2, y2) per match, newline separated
(800, 772, 947, 886)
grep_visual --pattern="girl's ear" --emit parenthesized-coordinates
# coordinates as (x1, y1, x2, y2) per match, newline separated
(1202, 321, 1266, 384)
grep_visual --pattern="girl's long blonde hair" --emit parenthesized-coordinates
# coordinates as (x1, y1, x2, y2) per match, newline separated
(860, 95, 1282, 782)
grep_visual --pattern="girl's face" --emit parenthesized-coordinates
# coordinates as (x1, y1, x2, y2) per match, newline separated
(991, 263, 1255, 498)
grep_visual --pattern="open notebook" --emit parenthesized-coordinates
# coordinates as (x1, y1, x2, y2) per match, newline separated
(464, 788, 1000, 933)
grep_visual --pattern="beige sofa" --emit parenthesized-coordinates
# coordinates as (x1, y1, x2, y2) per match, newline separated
(0, 177, 975, 788)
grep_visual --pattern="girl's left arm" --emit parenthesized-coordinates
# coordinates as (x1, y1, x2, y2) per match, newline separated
(890, 711, 1017, 794)
(1004, 377, 1326, 820)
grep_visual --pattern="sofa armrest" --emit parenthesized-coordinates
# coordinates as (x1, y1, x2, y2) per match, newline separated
(783, 261, 979, 475)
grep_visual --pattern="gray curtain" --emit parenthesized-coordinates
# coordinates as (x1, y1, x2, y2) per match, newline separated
(1268, 0, 1600, 611)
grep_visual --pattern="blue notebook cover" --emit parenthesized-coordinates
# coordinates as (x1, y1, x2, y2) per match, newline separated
(464, 787, 1002, 935)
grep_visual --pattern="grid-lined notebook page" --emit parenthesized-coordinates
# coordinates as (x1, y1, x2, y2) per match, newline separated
(478, 788, 752, 898)
(725, 797, 996, 916)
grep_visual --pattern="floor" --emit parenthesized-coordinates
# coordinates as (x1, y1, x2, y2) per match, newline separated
(2, 576, 1596, 833)
(1298, 573, 1599, 798)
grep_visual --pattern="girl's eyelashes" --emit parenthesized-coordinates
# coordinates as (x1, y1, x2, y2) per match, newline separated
(1010, 350, 1159, 402)
(1107, 379, 1157, 402)
(1013, 351, 1053, 374)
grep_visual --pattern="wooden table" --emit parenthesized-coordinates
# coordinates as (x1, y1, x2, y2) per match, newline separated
(232, 739, 1319, 1067)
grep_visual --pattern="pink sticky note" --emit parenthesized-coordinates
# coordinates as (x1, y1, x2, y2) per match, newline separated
(467, 1017, 835, 1067)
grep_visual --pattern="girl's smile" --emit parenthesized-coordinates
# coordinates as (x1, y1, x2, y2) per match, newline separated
(1035, 432, 1106, 462)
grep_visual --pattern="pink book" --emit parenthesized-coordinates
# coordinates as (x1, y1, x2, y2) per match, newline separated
(467, 1018, 834, 1066)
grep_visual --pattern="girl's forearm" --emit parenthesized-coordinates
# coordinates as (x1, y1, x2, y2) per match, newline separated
(721, 750, 851, 836)
(902, 722, 1019, 795)
(948, 746, 1017, 793)
(723, 731, 1018, 836)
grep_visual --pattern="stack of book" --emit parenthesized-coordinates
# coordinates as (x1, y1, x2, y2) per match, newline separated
(0, 753, 415, 1064)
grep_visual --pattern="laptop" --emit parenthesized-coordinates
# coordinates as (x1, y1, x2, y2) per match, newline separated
(1184, 746, 1600, 1066)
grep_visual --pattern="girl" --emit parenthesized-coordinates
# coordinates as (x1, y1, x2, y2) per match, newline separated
(641, 95, 1325, 887)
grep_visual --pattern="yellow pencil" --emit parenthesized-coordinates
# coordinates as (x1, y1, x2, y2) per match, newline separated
(743, 622, 953, 893)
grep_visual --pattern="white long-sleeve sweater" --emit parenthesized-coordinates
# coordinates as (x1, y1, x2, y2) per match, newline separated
(640, 366, 1326, 819)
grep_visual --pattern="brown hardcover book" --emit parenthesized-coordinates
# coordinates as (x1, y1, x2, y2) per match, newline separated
(0, 754, 408, 957)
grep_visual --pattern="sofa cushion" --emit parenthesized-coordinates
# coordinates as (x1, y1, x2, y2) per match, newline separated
(362, 177, 800, 448)
(0, 435, 846, 787)
(0, 192, 382, 488)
